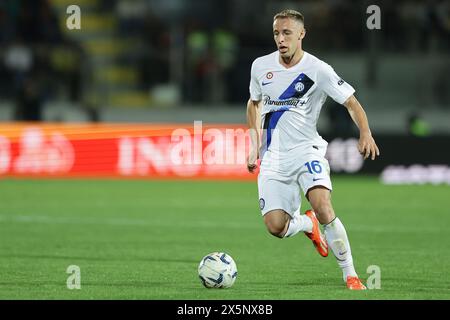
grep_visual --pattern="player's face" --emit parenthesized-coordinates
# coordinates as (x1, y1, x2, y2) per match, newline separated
(273, 18, 304, 58)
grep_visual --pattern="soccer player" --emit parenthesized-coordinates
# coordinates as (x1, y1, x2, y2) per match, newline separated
(246, 9, 380, 290)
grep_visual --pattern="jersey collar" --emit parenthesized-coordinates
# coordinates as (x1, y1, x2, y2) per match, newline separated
(275, 50, 308, 70)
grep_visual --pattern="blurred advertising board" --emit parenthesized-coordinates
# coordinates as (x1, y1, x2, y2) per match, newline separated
(324, 135, 450, 185)
(0, 122, 253, 179)
(0, 123, 449, 183)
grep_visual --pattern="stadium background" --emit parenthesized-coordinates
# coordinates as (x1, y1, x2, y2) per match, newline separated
(0, 0, 449, 299)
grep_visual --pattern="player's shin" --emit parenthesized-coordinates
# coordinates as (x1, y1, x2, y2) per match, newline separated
(323, 217, 358, 281)
(283, 210, 313, 238)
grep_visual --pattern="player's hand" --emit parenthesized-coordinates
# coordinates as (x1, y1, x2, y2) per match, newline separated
(247, 148, 259, 173)
(358, 133, 380, 160)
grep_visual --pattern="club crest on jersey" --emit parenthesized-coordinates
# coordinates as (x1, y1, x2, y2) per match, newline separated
(279, 72, 314, 99)
(266, 72, 273, 79)
(295, 82, 305, 92)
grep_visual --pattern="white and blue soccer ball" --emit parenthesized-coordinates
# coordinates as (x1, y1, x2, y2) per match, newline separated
(198, 252, 238, 288)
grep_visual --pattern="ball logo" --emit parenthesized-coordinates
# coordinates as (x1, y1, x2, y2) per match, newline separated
(266, 72, 273, 79)
(259, 198, 265, 210)
(295, 82, 305, 92)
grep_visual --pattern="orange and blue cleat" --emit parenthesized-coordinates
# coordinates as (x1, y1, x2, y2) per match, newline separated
(304, 210, 328, 257)
(346, 276, 367, 290)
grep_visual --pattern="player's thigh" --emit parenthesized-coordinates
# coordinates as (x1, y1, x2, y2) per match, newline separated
(258, 173, 300, 218)
(298, 148, 333, 198)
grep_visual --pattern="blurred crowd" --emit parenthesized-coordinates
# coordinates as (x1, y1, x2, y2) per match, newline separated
(0, 0, 449, 121)
(111, 0, 450, 104)
(0, 0, 85, 121)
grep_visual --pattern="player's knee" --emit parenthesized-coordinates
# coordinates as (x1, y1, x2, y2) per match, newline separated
(264, 210, 288, 238)
(266, 224, 285, 238)
(311, 200, 335, 224)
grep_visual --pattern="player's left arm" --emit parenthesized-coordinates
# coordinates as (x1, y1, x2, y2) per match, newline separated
(343, 95, 380, 160)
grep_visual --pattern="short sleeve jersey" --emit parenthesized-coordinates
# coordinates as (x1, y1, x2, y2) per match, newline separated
(249, 51, 355, 156)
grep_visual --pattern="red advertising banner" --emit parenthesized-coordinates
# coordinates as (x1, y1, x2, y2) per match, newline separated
(0, 122, 256, 179)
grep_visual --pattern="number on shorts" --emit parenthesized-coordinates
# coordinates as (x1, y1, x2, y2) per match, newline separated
(305, 160, 322, 174)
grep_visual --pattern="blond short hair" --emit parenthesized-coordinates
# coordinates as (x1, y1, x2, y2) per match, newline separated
(273, 9, 304, 25)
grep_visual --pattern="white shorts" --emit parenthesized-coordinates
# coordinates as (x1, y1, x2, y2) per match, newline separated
(257, 144, 332, 217)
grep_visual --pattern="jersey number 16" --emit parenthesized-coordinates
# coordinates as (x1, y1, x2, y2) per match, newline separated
(305, 161, 323, 174)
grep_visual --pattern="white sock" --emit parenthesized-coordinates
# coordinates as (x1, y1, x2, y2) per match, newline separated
(284, 209, 313, 238)
(323, 217, 358, 282)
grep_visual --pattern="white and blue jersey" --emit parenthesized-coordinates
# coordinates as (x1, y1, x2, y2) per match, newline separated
(249, 51, 355, 160)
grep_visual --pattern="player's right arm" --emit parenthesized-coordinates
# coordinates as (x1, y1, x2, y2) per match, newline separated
(246, 98, 261, 173)
(247, 59, 263, 173)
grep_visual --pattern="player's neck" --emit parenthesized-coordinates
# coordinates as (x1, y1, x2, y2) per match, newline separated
(280, 48, 304, 68)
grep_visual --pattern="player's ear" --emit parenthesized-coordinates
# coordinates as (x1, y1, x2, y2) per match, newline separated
(299, 28, 306, 40)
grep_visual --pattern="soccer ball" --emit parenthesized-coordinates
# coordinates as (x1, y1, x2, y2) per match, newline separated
(198, 252, 237, 288)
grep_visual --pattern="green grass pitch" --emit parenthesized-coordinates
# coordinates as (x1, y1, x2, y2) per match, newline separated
(0, 177, 449, 299)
